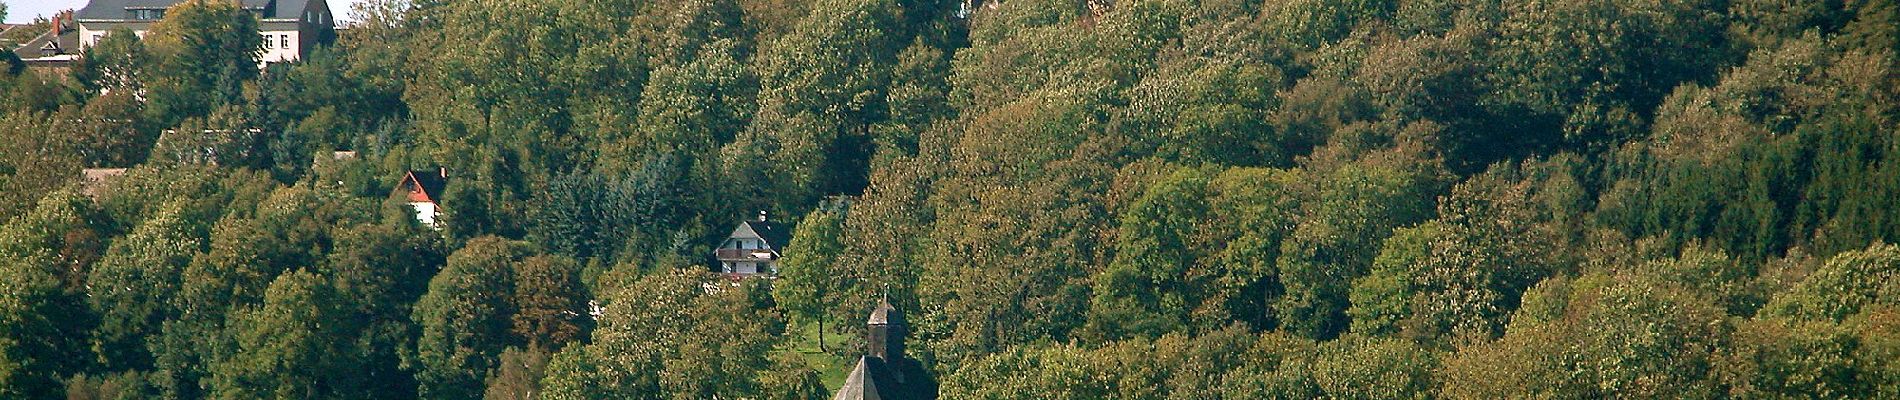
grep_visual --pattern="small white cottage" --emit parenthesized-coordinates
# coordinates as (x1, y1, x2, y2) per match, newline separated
(714, 211, 786, 277)
(396, 169, 447, 229)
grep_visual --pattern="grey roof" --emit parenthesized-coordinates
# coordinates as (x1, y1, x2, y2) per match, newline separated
(833, 357, 883, 400)
(78, 0, 312, 20)
(12, 13, 78, 59)
(78, 0, 154, 19)
(57, 31, 79, 54)
(728, 217, 790, 251)
(867, 300, 905, 326)
(123, 0, 198, 9)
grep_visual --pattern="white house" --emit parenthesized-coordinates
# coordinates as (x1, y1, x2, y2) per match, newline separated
(74, 0, 334, 66)
(715, 212, 787, 277)
(396, 169, 448, 229)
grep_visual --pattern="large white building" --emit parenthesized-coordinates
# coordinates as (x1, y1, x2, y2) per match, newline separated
(74, 0, 334, 66)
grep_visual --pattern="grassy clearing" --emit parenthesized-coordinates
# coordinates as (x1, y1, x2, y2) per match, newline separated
(777, 320, 855, 391)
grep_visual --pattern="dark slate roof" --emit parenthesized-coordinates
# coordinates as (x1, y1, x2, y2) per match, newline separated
(78, 0, 310, 20)
(868, 300, 905, 326)
(14, 28, 76, 59)
(833, 354, 938, 400)
(833, 357, 884, 400)
(78, 0, 154, 19)
(55, 31, 79, 54)
(259, 0, 314, 19)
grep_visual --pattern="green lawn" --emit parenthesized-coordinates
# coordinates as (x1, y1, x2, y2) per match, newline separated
(777, 320, 856, 391)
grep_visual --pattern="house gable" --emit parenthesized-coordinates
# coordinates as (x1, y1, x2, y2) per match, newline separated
(397, 169, 447, 204)
(714, 214, 789, 276)
(728, 223, 762, 241)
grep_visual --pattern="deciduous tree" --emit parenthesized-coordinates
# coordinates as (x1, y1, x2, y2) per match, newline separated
(140, 0, 263, 125)
(412, 236, 526, 400)
(777, 206, 846, 350)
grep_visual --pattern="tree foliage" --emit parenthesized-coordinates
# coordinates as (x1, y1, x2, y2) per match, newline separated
(776, 206, 846, 349)
(2, 0, 1900, 398)
(539, 268, 785, 399)
(0, 193, 103, 399)
(140, 0, 263, 126)
(411, 236, 526, 400)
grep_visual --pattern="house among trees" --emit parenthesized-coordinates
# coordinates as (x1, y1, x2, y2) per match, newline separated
(715, 212, 786, 277)
(833, 300, 938, 400)
(73, 0, 335, 66)
(397, 169, 447, 228)
(10, 10, 80, 75)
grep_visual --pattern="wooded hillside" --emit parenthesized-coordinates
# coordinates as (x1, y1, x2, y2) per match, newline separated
(1, 0, 1898, 398)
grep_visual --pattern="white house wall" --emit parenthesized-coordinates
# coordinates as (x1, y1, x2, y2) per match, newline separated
(77, 22, 154, 48)
(409, 202, 438, 227)
(258, 29, 299, 63)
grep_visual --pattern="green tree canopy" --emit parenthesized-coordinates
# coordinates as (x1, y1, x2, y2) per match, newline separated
(0, 192, 104, 399)
(88, 202, 202, 372)
(539, 268, 784, 399)
(776, 206, 847, 350)
(140, 0, 263, 126)
(411, 236, 528, 400)
(209, 269, 349, 399)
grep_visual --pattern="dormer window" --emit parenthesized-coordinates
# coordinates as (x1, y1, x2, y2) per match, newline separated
(131, 9, 165, 20)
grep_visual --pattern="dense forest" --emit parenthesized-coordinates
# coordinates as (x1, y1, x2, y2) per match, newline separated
(1, 0, 1898, 398)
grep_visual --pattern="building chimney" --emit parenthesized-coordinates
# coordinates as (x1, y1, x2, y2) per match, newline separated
(438, 167, 447, 178)
(758, 210, 768, 222)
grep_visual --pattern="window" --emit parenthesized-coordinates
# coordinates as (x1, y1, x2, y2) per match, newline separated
(281, 35, 290, 49)
(263, 35, 273, 49)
